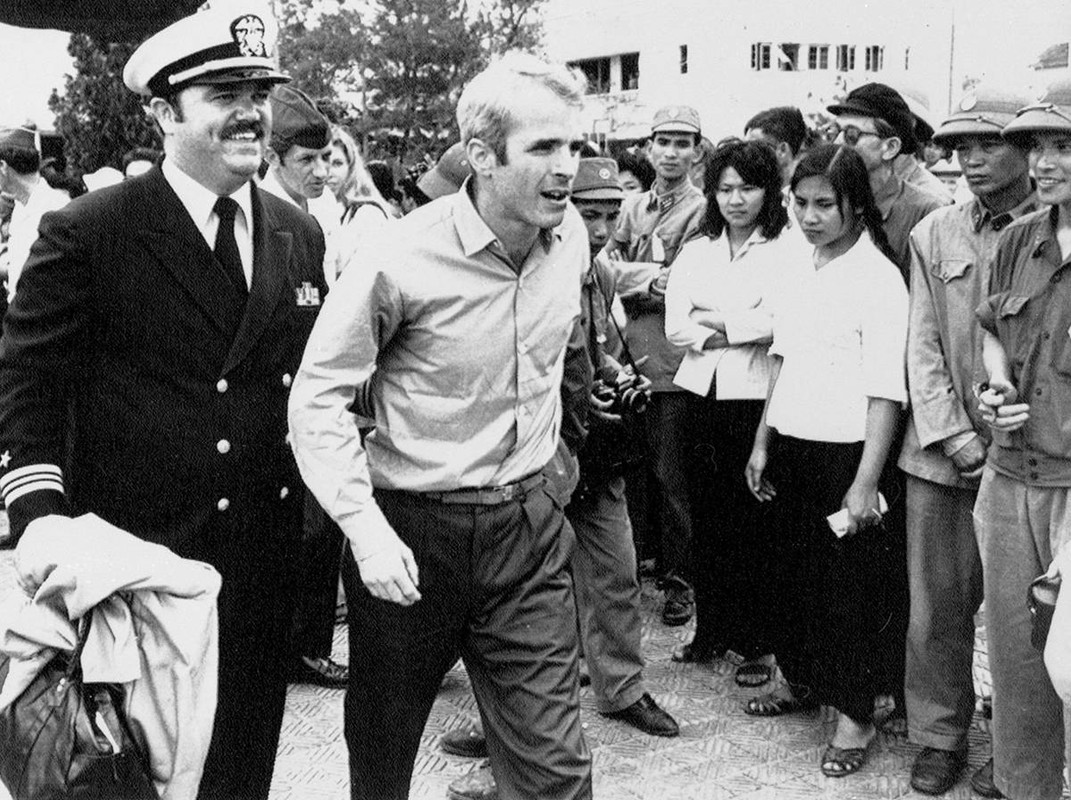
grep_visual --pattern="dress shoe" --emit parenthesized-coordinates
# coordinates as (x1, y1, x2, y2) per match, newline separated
(661, 576, 694, 626)
(970, 758, 1003, 799)
(447, 760, 498, 800)
(601, 692, 679, 737)
(440, 723, 487, 758)
(910, 747, 967, 795)
(289, 656, 348, 689)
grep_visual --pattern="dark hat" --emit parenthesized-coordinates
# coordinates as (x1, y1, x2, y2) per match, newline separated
(417, 143, 470, 200)
(0, 126, 37, 151)
(124, 3, 289, 97)
(572, 158, 623, 201)
(1003, 79, 1071, 142)
(269, 86, 331, 150)
(934, 85, 1033, 144)
(827, 82, 917, 151)
(651, 105, 701, 136)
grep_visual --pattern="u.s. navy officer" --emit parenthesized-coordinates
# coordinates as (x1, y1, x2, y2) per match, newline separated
(0, 6, 327, 799)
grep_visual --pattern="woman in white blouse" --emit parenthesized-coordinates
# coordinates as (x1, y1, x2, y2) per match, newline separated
(743, 143, 908, 779)
(664, 139, 804, 686)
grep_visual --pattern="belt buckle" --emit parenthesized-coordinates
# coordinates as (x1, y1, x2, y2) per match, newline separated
(497, 483, 517, 502)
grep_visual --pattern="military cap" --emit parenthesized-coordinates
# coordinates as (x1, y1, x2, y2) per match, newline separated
(417, 142, 470, 200)
(1003, 79, 1071, 143)
(933, 85, 1033, 144)
(269, 86, 331, 150)
(652, 105, 702, 136)
(827, 82, 918, 152)
(123, 3, 289, 97)
(572, 158, 623, 201)
(0, 126, 37, 151)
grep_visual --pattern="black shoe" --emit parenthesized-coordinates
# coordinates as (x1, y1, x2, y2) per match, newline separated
(910, 747, 967, 795)
(661, 576, 694, 626)
(970, 759, 1003, 799)
(440, 724, 488, 758)
(601, 692, 679, 737)
(290, 656, 348, 689)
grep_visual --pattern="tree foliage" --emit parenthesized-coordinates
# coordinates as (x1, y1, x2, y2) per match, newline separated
(47, 33, 160, 174)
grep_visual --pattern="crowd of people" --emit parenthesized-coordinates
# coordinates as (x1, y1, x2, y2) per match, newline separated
(0, 3, 1070, 800)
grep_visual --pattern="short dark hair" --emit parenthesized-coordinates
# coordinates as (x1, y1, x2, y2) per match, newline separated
(0, 146, 40, 175)
(745, 106, 809, 155)
(615, 150, 655, 191)
(700, 139, 787, 240)
(122, 147, 162, 172)
(366, 161, 400, 204)
(790, 143, 897, 264)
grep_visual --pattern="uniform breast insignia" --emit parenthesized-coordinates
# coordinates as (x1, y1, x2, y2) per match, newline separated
(0, 451, 10, 469)
(295, 281, 321, 307)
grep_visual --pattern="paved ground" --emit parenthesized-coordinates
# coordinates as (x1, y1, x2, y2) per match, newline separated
(0, 526, 1062, 800)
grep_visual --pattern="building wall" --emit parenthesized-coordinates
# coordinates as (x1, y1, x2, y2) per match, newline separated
(541, 0, 953, 144)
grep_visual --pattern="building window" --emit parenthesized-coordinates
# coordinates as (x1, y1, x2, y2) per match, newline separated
(904, 47, 910, 70)
(864, 45, 884, 72)
(836, 44, 855, 71)
(751, 42, 771, 71)
(778, 43, 799, 71)
(621, 52, 640, 90)
(680, 44, 688, 74)
(808, 44, 829, 70)
(570, 56, 611, 94)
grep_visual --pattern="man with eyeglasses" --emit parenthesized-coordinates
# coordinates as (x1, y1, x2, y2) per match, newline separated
(827, 82, 949, 279)
(898, 85, 1036, 799)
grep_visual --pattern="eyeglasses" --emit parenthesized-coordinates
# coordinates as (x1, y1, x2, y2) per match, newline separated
(823, 123, 883, 146)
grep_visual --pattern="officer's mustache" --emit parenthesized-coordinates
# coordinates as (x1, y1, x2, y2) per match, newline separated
(220, 121, 265, 140)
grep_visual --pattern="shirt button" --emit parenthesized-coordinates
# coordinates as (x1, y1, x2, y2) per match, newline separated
(1054, 274, 1063, 283)
(282, 373, 292, 388)
(216, 379, 228, 393)
(217, 439, 231, 454)
(1036, 388, 1043, 396)
(279, 486, 290, 500)
(1030, 472, 1040, 481)
(217, 498, 230, 512)
(1044, 332, 1052, 340)
(1029, 457, 1038, 466)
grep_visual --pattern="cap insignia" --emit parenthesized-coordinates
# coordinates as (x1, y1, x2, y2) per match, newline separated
(960, 93, 977, 112)
(598, 168, 611, 180)
(231, 14, 268, 58)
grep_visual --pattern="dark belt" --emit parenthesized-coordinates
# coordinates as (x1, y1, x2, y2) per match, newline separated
(421, 472, 544, 505)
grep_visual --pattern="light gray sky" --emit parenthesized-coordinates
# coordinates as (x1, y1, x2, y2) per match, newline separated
(2, 0, 1070, 129)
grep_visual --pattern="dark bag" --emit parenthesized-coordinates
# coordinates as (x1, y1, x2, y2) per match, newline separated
(0, 611, 159, 800)
(1029, 574, 1061, 652)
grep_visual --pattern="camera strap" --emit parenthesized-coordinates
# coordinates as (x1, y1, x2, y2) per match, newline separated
(589, 262, 642, 375)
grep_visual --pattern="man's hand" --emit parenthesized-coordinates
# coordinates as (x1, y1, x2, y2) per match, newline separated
(355, 538, 421, 606)
(841, 480, 882, 537)
(649, 269, 670, 296)
(745, 446, 776, 502)
(949, 433, 988, 479)
(978, 380, 1029, 432)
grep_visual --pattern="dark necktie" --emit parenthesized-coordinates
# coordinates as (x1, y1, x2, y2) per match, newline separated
(213, 196, 247, 293)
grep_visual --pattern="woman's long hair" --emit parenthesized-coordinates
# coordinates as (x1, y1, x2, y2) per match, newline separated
(789, 143, 898, 264)
(331, 126, 393, 217)
(699, 138, 788, 241)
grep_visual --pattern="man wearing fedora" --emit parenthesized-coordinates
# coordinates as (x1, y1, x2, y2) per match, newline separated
(898, 85, 1036, 798)
(0, 5, 328, 798)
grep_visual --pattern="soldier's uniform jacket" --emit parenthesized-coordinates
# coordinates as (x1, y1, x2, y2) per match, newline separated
(0, 166, 327, 556)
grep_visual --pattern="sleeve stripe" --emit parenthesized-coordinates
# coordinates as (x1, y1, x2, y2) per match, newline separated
(5, 479, 65, 506)
(0, 464, 65, 500)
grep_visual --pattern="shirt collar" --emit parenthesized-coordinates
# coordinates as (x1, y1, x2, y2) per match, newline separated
(968, 188, 1040, 234)
(162, 158, 253, 232)
(454, 177, 558, 259)
(646, 178, 695, 212)
(872, 172, 903, 221)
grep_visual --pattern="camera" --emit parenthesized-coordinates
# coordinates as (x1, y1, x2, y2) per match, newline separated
(593, 368, 648, 417)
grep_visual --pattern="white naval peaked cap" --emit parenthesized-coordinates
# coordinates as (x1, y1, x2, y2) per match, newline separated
(123, 3, 290, 97)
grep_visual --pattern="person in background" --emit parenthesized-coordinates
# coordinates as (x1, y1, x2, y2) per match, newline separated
(0, 126, 70, 301)
(744, 105, 811, 191)
(615, 149, 655, 194)
(974, 79, 1071, 800)
(416, 142, 472, 204)
(664, 138, 805, 690)
(259, 85, 332, 215)
(0, 5, 328, 797)
(604, 105, 707, 628)
(366, 160, 403, 217)
(326, 126, 393, 220)
(744, 144, 908, 780)
(288, 52, 593, 800)
(899, 85, 1035, 799)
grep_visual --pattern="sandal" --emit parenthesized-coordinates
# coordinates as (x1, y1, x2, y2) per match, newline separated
(734, 662, 771, 688)
(820, 743, 870, 778)
(744, 688, 818, 717)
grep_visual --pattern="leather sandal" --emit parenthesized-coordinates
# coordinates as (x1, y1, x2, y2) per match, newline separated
(743, 688, 818, 717)
(820, 743, 870, 778)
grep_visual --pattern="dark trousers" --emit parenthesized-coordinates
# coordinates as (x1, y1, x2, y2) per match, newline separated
(340, 480, 592, 800)
(291, 491, 346, 660)
(626, 392, 696, 579)
(690, 399, 773, 657)
(766, 435, 908, 723)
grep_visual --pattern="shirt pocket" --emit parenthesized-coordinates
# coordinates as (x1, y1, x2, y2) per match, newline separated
(932, 258, 972, 284)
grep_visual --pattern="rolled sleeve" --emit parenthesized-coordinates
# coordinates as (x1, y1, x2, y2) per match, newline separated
(287, 261, 400, 561)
